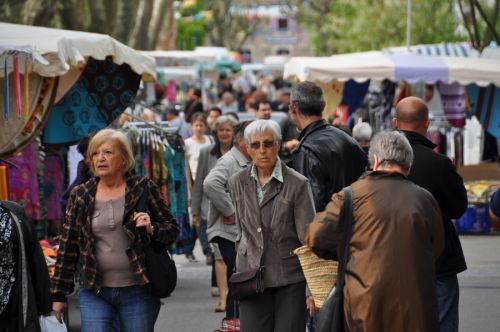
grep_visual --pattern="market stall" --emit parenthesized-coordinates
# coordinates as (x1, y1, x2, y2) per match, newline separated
(284, 50, 500, 233)
(0, 22, 156, 222)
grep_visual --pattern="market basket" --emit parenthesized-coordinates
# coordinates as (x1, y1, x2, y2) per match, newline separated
(294, 245, 338, 308)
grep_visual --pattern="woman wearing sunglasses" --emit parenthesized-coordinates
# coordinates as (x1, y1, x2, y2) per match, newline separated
(228, 119, 316, 332)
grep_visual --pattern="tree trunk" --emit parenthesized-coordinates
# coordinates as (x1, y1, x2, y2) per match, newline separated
(103, 0, 120, 36)
(88, 0, 107, 33)
(155, 0, 176, 50)
(131, 0, 155, 50)
(114, 0, 140, 45)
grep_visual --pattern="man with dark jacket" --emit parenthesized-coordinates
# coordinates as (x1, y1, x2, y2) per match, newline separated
(289, 81, 367, 213)
(393, 96, 468, 332)
(289, 81, 367, 329)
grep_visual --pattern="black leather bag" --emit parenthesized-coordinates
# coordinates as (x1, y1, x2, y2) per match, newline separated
(229, 266, 265, 300)
(316, 187, 353, 332)
(136, 180, 177, 299)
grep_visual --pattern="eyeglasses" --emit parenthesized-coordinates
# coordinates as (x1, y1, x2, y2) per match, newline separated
(249, 140, 275, 150)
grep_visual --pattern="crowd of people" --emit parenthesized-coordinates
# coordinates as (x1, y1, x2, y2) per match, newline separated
(1, 78, 483, 332)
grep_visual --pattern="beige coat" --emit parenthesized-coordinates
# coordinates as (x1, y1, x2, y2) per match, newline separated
(229, 162, 316, 288)
(306, 171, 444, 332)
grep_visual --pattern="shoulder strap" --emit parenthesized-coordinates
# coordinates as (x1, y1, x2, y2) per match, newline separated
(336, 186, 353, 288)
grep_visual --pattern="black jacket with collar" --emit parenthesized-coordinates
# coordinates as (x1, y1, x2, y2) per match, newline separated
(291, 119, 367, 212)
(0, 201, 52, 332)
(402, 130, 468, 277)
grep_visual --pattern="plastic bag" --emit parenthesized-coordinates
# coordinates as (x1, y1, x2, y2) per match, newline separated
(39, 315, 68, 332)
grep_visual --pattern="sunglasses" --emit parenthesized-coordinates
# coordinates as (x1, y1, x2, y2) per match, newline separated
(249, 140, 275, 150)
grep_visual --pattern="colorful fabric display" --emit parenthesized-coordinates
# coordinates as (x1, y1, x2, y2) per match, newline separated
(439, 83, 466, 128)
(466, 84, 500, 138)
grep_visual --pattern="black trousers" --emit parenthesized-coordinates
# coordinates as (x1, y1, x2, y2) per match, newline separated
(213, 236, 238, 318)
(239, 281, 307, 332)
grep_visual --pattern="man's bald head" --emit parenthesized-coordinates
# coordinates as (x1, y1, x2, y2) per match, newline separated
(393, 97, 430, 135)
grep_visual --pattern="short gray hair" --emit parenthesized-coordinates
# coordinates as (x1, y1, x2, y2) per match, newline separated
(244, 119, 282, 144)
(290, 81, 325, 116)
(352, 122, 373, 144)
(368, 131, 413, 172)
(214, 115, 238, 132)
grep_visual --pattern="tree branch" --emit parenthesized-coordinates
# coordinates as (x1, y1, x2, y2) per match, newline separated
(457, 0, 478, 49)
(473, 0, 500, 45)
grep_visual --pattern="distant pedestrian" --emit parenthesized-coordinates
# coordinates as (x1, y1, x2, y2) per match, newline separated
(204, 121, 252, 320)
(229, 120, 315, 332)
(191, 115, 238, 312)
(306, 131, 444, 332)
(352, 121, 373, 154)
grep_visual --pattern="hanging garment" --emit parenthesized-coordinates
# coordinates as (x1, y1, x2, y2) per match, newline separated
(340, 79, 370, 117)
(467, 84, 500, 138)
(318, 81, 344, 123)
(42, 56, 140, 145)
(439, 83, 466, 128)
(6, 143, 41, 220)
(42, 155, 64, 220)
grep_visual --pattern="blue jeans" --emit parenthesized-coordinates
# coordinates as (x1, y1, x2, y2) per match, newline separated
(79, 285, 160, 332)
(196, 218, 212, 256)
(436, 275, 459, 332)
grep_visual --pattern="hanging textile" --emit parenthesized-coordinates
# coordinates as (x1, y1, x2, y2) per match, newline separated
(0, 166, 8, 200)
(6, 142, 41, 219)
(3, 59, 8, 120)
(0, 76, 55, 157)
(167, 139, 195, 255)
(467, 84, 500, 138)
(340, 79, 370, 116)
(317, 81, 344, 121)
(42, 56, 141, 145)
(42, 155, 64, 220)
(439, 83, 466, 128)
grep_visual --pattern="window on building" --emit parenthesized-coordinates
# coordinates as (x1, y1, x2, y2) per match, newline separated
(276, 48, 290, 55)
(278, 18, 288, 31)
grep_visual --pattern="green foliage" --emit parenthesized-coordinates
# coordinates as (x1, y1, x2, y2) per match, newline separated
(294, 0, 466, 55)
(176, 20, 206, 50)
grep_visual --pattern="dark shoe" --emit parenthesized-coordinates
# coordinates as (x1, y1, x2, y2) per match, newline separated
(185, 253, 197, 262)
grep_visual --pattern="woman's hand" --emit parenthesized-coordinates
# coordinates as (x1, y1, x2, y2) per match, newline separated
(134, 212, 153, 235)
(52, 301, 67, 323)
(192, 215, 201, 227)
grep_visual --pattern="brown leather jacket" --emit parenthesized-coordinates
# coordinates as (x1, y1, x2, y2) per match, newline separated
(306, 171, 444, 332)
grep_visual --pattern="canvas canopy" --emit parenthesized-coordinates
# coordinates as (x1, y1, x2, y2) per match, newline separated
(0, 22, 156, 81)
(284, 51, 500, 87)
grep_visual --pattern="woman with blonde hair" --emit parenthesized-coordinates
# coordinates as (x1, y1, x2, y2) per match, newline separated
(52, 128, 179, 332)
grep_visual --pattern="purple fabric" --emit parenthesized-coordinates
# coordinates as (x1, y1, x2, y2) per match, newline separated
(7, 143, 40, 219)
(43, 155, 64, 220)
(439, 83, 466, 128)
(388, 54, 449, 84)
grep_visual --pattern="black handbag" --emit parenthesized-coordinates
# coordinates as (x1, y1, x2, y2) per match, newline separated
(316, 186, 353, 332)
(229, 266, 265, 300)
(135, 180, 177, 299)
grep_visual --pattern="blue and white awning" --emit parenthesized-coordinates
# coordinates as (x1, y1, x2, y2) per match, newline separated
(284, 51, 500, 87)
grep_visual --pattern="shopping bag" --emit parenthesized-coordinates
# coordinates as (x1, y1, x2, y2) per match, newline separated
(39, 315, 68, 332)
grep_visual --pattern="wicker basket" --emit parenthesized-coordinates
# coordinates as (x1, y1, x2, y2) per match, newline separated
(294, 245, 338, 308)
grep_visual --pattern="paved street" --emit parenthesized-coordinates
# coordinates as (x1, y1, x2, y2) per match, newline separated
(67, 235, 500, 332)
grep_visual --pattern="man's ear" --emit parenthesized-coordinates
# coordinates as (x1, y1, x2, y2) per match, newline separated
(391, 117, 398, 129)
(372, 154, 380, 171)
